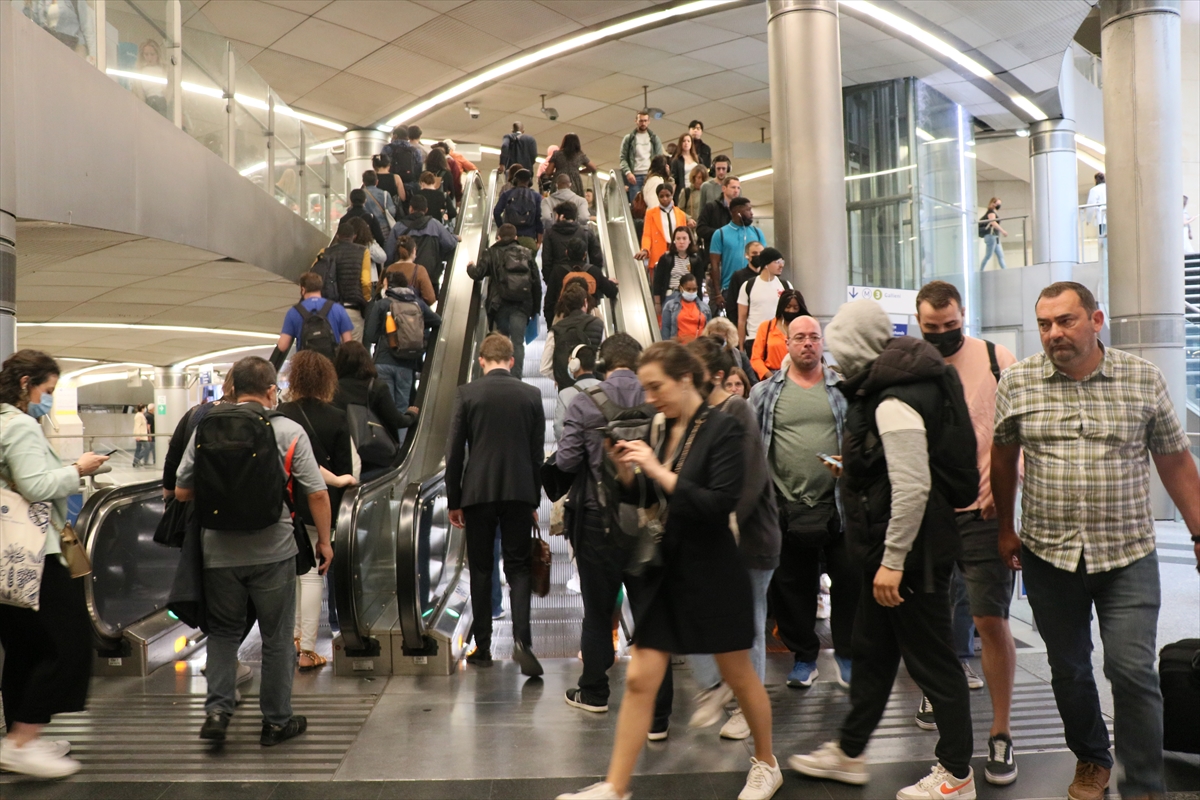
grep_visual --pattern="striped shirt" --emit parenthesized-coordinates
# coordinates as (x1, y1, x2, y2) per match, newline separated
(993, 346, 1189, 573)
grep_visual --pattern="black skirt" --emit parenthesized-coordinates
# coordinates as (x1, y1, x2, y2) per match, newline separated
(0, 558, 93, 726)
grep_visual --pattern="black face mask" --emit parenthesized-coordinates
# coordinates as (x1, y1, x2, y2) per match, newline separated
(781, 311, 801, 327)
(923, 327, 964, 357)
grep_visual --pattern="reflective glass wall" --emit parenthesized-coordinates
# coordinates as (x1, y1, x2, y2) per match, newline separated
(843, 79, 977, 315)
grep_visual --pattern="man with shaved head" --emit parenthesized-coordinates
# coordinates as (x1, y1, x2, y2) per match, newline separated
(748, 315, 856, 691)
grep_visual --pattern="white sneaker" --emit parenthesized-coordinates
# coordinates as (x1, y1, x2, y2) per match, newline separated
(720, 707, 751, 740)
(896, 764, 975, 800)
(555, 782, 631, 800)
(237, 662, 254, 684)
(816, 591, 831, 620)
(739, 756, 784, 800)
(688, 682, 735, 728)
(788, 741, 869, 785)
(961, 661, 984, 690)
(25, 739, 71, 758)
(0, 739, 82, 779)
(566, 573, 582, 594)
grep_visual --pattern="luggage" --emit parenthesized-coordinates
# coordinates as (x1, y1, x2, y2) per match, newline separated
(295, 300, 339, 361)
(193, 403, 286, 531)
(1161, 638, 1200, 754)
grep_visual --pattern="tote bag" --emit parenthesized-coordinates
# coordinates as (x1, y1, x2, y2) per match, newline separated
(0, 477, 50, 611)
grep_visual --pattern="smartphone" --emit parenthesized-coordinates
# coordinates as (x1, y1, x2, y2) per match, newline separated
(816, 452, 841, 467)
(93, 446, 119, 457)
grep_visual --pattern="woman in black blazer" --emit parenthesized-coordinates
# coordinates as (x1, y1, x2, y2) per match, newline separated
(331, 341, 418, 480)
(279, 350, 356, 671)
(651, 227, 707, 317)
(558, 342, 781, 800)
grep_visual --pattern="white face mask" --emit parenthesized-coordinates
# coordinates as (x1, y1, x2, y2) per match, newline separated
(681, 291, 698, 302)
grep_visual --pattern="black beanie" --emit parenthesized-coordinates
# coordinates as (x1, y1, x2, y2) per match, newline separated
(752, 247, 783, 268)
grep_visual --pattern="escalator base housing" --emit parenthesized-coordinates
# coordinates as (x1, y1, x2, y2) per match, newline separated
(92, 609, 203, 677)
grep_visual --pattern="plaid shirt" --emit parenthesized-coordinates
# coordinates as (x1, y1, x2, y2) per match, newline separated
(993, 345, 1189, 573)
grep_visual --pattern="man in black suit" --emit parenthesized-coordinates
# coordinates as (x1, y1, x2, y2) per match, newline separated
(446, 333, 546, 677)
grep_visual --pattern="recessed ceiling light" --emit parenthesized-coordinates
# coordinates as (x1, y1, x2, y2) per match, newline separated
(1074, 133, 1106, 155)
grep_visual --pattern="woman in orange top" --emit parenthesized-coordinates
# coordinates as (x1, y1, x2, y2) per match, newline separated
(750, 289, 808, 378)
(637, 182, 691, 283)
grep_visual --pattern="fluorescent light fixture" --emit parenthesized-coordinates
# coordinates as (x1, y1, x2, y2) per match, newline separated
(61, 361, 153, 384)
(168, 81, 347, 132)
(181, 81, 223, 99)
(1074, 133, 1106, 155)
(915, 127, 934, 142)
(740, 168, 774, 182)
(18, 322, 277, 340)
(921, 137, 955, 146)
(74, 372, 138, 388)
(382, 0, 740, 128)
(174, 344, 273, 370)
(106, 68, 166, 85)
(1077, 151, 1105, 172)
(480, 145, 502, 156)
(845, 164, 917, 181)
(1015, 129, 1030, 138)
(964, 152, 977, 158)
(240, 161, 267, 176)
(840, 0, 1048, 122)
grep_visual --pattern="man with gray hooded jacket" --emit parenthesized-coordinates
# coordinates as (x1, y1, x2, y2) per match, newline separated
(789, 299, 978, 800)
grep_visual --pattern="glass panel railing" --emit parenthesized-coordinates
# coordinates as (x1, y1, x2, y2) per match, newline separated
(15, 0, 99, 65)
(104, 0, 175, 123)
(272, 89, 304, 214)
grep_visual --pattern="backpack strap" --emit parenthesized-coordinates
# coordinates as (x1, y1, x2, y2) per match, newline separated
(583, 385, 625, 423)
(985, 339, 1001, 384)
(294, 302, 312, 320)
(318, 300, 334, 319)
(283, 437, 298, 513)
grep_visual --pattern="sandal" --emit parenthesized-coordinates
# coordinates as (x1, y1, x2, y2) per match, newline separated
(298, 650, 327, 671)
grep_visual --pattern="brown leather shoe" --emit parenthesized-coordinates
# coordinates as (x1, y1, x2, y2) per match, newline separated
(1067, 761, 1111, 800)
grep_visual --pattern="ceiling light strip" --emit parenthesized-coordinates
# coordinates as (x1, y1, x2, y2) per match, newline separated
(174, 344, 274, 370)
(18, 322, 277, 339)
(839, 0, 1048, 123)
(381, 0, 743, 129)
(61, 361, 154, 383)
(738, 163, 922, 184)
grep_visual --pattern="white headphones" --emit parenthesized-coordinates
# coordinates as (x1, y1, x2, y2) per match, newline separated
(568, 344, 587, 376)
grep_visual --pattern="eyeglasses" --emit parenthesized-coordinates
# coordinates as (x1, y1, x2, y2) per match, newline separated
(789, 335, 822, 343)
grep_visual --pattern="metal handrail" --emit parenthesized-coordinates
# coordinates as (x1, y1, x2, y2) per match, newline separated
(600, 170, 661, 345)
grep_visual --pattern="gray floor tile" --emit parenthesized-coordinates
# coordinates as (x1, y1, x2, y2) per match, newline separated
(491, 777, 602, 799)
(376, 779, 492, 799)
(270, 781, 383, 799)
(625, 772, 719, 798)
(0, 781, 171, 800)
(162, 781, 279, 799)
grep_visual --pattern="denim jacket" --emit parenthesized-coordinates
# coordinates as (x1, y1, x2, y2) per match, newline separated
(659, 293, 711, 341)
(747, 363, 847, 523)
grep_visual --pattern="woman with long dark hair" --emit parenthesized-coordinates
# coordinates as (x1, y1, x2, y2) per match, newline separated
(0, 351, 109, 778)
(669, 133, 701, 206)
(546, 133, 596, 196)
(557, 342, 782, 800)
(750, 289, 808, 379)
(332, 341, 417, 481)
(651, 226, 706, 317)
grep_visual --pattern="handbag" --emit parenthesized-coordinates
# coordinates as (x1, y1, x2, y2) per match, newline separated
(154, 496, 189, 548)
(346, 379, 398, 467)
(58, 523, 91, 579)
(284, 438, 318, 576)
(366, 188, 396, 230)
(632, 190, 648, 221)
(0, 477, 50, 610)
(781, 499, 837, 549)
(530, 525, 551, 597)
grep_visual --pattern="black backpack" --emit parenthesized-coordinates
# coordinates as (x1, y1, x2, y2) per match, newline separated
(924, 366, 980, 508)
(193, 403, 285, 531)
(551, 314, 597, 389)
(311, 250, 341, 304)
(346, 379, 399, 468)
(496, 244, 533, 306)
(384, 142, 420, 185)
(743, 274, 791, 303)
(295, 301, 338, 361)
(583, 385, 663, 543)
(397, 228, 441, 275)
(502, 188, 539, 228)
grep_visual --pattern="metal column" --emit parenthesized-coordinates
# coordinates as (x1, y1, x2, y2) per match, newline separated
(1101, 0, 1185, 517)
(167, 0, 182, 130)
(767, 0, 848, 320)
(1029, 117, 1080, 273)
(0, 1, 17, 362)
(152, 369, 189, 465)
(343, 129, 388, 205)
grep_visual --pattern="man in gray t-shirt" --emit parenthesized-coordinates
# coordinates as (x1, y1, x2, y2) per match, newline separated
(175, 357, 331, 747)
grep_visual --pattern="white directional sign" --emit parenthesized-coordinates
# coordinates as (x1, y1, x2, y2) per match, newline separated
(846, 285, 919, 316)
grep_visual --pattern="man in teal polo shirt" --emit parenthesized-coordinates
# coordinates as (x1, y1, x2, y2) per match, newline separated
(709, 197, 766, 300)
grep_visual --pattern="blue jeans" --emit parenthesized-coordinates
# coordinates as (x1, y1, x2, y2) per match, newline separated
(980, 232, 1007, 269)
(376, 362, 415, 414)
(203, 558, 296, 725)
(626, 173, 645, 203)
(950, 564, 975, 660)
(1021, 547, 1163, 796)
(493, 304, 528, 380)
(691, 568, 775, 687)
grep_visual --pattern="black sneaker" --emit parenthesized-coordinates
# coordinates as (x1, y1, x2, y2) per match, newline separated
(915, 695, 937, 730)
(513, 641, 544, 678)
(466, 648, 493, 667)
(647, 720, 669, 741)
(260, 716, 307, 747)
(985, 733, 1018, 785)
(199, 712, 230, 741)
(564, 688, 609, 713)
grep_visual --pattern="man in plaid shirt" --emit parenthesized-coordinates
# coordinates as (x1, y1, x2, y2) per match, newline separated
(992, 282, 1200, 800)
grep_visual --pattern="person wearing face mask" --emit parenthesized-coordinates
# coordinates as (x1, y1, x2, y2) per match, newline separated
(0, 350, 109, 778)
(750, 289, 807, 379)
(911, 281, 1020, 785)
(660, 273, 711, 344)
(979, 198, 1008, 270)
(737, 248, 792, 358)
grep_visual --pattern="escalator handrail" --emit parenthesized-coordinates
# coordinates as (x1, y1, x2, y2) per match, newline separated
(394, 167, 499, 649)
(78, 479, 165, 642)
(600, 171, 661, 345)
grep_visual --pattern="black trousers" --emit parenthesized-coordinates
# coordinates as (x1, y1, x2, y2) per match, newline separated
(770, 527, 859, 662)
(575, 508, 673, 723)
(0, 559, 93, 727)
(465, 501, 533, 652)
(839, 564, 973, 777)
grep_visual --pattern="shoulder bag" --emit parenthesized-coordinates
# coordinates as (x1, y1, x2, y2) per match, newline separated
(530, 523, 552, 597)
(0, 472, 50, 610)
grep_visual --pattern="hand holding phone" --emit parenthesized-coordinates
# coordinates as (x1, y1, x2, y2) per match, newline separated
(816, 452, 843, 478)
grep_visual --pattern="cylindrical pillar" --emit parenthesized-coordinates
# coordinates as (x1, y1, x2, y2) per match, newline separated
(153, 369, 189, 465)
(1, 0, 17, 363)
(1101, 0, 1185, 517)
(767, 0, 848, 319)
(1029, 118, 1080, 270)
(343, 129, 387, 204)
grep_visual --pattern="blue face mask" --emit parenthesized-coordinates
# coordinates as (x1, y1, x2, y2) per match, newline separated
(27, 390, 53, 419)
(681, 290, 698, 302)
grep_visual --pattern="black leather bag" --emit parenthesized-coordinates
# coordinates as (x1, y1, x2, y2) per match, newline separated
(346, 379, 399, 467)
(153, 497, 190, 548)
(782, 499, 837, 549)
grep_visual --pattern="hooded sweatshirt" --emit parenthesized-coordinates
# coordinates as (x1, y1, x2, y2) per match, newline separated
(825, 299, 959, 575)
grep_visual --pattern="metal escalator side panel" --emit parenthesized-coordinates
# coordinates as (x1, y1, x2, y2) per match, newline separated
(601, 170, 661, 345)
